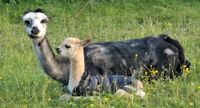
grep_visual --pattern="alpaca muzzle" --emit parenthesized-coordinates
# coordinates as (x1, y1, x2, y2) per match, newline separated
(56, 48, 61, 54)
(31, 26, 40, 35)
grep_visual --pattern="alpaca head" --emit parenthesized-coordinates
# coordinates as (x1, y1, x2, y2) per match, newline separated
(22, 8, 50, 39)
(56, 37, 91, 60)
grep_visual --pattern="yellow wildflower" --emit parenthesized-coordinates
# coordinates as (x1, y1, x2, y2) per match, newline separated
(144, 71, 148, 75)
(48, 80, 51, 84)
(89, 104, 94, 107)
(183, 68, 190, 76)
(104, 97, 109, 102)
(48, 97, 51, 101)
(197, 85, 200, 89)
(189, 102, 194, 106)
(168, 23, 172, 26)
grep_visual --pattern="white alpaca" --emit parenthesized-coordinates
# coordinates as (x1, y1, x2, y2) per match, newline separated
(57, 37, 146, 98)
(22, 9, 70, 85)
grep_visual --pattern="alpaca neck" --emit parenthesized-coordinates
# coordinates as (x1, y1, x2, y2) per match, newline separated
(32, 37, 69, 84)
(68, 50, 85, 93)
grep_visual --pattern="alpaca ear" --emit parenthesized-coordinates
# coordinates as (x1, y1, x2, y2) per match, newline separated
(34, 8, 51, 21)
(44, 17, 51, 22)
(80, 39, 91, 46)
(24, 10, 32, 15)
(47, 16, 52, 20)
(34, 8, 45, 13)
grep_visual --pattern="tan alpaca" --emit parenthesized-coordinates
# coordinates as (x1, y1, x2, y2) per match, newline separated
(57, 37, 91, 93)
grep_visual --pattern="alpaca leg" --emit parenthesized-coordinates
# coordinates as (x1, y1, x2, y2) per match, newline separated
(59, 94, 72, 101)
(60, 94, 96, 101)
(115, 89, 132, 97)
(135, 80, 146, 98)
(122, 80, 146, 98)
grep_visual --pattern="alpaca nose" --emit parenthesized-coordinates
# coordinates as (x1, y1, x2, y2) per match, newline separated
(31, 26, 40, 35)
(56, 48, 61, 54)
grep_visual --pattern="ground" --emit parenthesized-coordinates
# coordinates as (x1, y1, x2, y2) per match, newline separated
(0, 0, 200, 107)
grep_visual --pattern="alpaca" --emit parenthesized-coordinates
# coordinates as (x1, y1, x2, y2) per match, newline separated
(56, 37, 145, 97)
(22, 8, 190, 87)
(56, 37, 89, 93)
(22, 8, 69, 85)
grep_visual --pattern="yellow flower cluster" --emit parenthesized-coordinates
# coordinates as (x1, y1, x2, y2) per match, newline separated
(151, 69, 158, 75)
(197, 85, 200, 90)
(182, 65, 190, 76)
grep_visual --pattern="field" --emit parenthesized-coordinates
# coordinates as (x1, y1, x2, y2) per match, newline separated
(0, 0, 200, 107)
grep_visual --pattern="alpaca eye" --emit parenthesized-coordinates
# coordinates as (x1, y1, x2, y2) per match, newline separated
(65, 45, 71, 49)
(24, 20, 30, 26)
(41, 19, 46, 23)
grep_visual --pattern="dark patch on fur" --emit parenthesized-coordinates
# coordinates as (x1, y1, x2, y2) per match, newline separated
(33, 8, 45, 13)
(24, 8, 45, 15)
(24, 10, 32, 15)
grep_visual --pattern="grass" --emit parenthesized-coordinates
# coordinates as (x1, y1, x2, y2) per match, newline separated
(0, 0, 200, 107)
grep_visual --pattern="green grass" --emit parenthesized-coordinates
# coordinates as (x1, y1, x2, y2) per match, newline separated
(0, 0, 200, 107)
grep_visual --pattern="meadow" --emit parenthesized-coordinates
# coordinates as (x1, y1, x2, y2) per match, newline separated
(0, 0, 200, 107)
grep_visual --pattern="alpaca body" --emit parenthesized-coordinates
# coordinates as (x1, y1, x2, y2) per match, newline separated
(70, 73, 138, 96)
(84, 35, 190, 79)
(57, 37, 145, 97)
